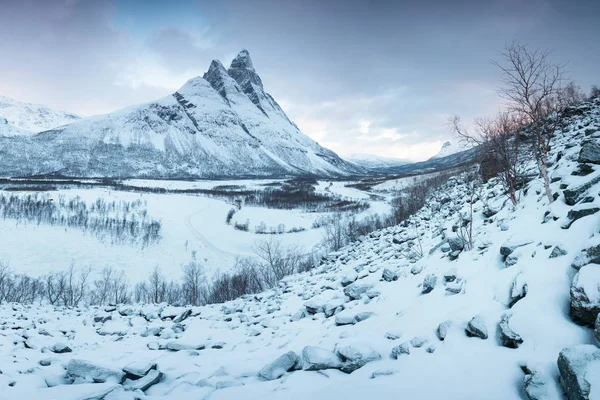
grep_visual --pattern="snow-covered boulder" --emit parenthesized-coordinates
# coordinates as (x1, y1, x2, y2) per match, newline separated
(465, 316, 488, 339)
(571, 245, 600, 270)
(390, 342, 411, 359)
(382, 268, 398, 282)
(123, 369, 163, 392)
(343, 283, 374, 300)
(570, 265, 600, 327)
(436, 321, 452, 341)
(557, 345, 600, 400)
(50, 342, 72, 353)
(578, 140, 600, 164)
(301, 346, 343, 371)
(498, 314, 523, 348)
(422, 274, 437, 294)
(123, 361, 157, 379)
(258, 351, 300, 380)
(335, 343, 381, 373)
(66, 359, 126, 384)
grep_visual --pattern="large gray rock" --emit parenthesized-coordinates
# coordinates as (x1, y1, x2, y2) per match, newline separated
(123, 369, 163, 392)
(558, 345, 600, 400)
(258, 351, 300, 380)
(465, 315, 488, 339)
(436, 320, 452, 341)
(570, 265, 600, 327)
(301, 346, 343, 371)
(344, 283, 374, 300)
(549, 246, 568, 258)
(335, 343, 381, 373)
(578, 141, 600, 164)
(564, 174, 600, 206)
(66, 359, 126, 384)
(498, 314, 523, 348)
(422, 274, 437, 294)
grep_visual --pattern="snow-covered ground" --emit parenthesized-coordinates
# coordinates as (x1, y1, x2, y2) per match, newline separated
(0, 180, 387, 282)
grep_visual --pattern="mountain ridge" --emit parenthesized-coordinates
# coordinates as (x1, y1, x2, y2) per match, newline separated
(0, 51, 363, 179)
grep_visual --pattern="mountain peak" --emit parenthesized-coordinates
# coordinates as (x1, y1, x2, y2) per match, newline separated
(228, 49, 263, 91)
(441, 141, 452, 149)
(230, 49, 255, 72)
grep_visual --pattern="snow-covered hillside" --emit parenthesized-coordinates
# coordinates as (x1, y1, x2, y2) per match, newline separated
(345, 153, 410, 170)
(0, 51, 362, 178)
(0, 95, 79, 137)
(429, 140, 470, 160)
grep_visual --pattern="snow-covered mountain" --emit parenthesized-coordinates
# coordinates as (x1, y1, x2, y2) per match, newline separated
(0, 51, 362, 179)
(0, 95, 79, 137)
(345, 153, 410, 170)
(4, 98, 600, 399)
(429, 141, 470, 160)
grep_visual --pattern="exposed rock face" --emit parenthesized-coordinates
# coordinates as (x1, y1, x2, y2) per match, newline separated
(570, 265, 600, 327)
(523, 368, 554, 400)
(465, 316, 488, 339)
(259, 351, 300, 381)
(557, 345, 600, 400)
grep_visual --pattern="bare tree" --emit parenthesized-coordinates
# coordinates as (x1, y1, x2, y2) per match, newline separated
(493, 41, 566, 203)
(182, 261, 207, 306)
(148, 266, 165, 304)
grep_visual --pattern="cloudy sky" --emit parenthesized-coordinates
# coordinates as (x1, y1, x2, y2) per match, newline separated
(1, 0, 598, 161)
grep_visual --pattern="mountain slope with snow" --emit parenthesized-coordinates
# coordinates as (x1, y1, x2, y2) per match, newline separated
(345, 153, 410, 170)
(429, 140, 470, 160)
(0, 51, 362, 178)
(4, 98, 600, 399)
(0, 95, 79, 136)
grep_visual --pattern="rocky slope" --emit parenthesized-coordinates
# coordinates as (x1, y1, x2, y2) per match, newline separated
(3, 98, 600, 399)
(0, 51, 362, 179)
(0, 95, 80, 137)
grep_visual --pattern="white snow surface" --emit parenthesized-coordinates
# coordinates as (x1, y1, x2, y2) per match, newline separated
(2, 99, 600, 399)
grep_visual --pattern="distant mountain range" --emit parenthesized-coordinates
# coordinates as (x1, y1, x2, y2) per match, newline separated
(345, 154, 410, 169)
(0, 50, 362, 179)
(0, 95, 80, 137)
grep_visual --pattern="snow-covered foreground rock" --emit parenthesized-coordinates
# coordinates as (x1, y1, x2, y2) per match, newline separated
(2, 99, 600, 399)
